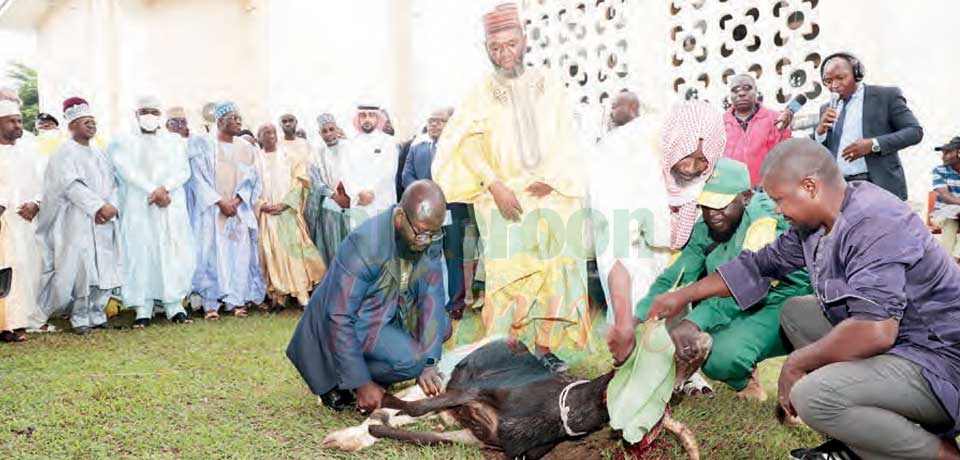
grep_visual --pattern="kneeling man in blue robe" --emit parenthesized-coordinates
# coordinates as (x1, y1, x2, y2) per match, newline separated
(287, 180, 449, 413)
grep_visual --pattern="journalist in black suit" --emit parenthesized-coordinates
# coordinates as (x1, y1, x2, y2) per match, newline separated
(815, 52, 923, 200)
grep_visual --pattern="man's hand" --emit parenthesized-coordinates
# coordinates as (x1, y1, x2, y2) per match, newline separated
(842, 139, 874, 162)
(148, 187, 171, 208)
(264, 204, 287, 215)
(95, 204, 118, 225)
(815, 108, 838, 136)
(489, 181, 523, 222)
(645, 291, 687, 321)
(217, 200, 238, 217)
(16, 202, 39, 222)
(670, 320, 704, 363)
(357, 191, 375, 207)
(774, 110, 794, 131)
(356, 381, 385, 414)
(777, 355, 806, 419)
(525, 181, 554, 199)
(417, 366, 444, 397)
(606, 322, 637, 366)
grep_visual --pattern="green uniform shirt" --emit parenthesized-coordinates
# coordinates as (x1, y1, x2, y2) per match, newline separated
(635, 193, 812, 330)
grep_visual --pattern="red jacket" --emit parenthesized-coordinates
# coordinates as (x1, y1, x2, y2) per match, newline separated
(722, 105, 790, 186)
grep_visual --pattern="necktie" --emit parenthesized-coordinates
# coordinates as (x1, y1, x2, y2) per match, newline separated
(827, 97, 851, 156)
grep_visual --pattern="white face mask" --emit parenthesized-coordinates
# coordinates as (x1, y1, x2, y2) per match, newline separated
(138, 114, 162, 132)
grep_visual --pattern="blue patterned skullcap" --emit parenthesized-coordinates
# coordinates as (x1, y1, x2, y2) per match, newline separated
(213, 101, 238, 121)
(316, 112, 336, 127)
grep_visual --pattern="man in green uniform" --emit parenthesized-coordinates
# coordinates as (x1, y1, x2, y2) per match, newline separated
(631, 158, 811, 401)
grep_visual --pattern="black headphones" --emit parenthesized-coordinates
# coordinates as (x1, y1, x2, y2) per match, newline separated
(821, 51, 865, 82)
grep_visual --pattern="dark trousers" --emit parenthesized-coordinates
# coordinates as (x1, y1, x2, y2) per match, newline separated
(443, 203, 472, 313)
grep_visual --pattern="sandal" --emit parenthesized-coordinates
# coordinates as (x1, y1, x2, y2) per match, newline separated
(676, 371, 714, 398)
(232, 308, 248, 318)
(132, 318, 151, 329)
(205, 311, 220, 321)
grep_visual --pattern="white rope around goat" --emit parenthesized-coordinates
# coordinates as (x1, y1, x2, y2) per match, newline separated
(558, 379, 590, 437)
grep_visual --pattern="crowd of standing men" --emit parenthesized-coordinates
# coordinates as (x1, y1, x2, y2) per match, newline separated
(3, 2, 960, 460)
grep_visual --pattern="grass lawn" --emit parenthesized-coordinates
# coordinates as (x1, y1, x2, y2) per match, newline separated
(0, 309, 821, 459)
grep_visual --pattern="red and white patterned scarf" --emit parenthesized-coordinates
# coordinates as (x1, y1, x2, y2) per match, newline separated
(660, 100, 726, 249)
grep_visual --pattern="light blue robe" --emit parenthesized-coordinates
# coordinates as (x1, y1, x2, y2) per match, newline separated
(185, 135, 265, 309)
(109, 132, 195, 310)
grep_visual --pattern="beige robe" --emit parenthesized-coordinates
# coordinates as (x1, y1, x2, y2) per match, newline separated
(254, 147, 325, 306)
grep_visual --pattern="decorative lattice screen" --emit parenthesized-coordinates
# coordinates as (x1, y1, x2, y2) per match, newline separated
(669, 0, 824, 109)
(520, 0, 633, 136)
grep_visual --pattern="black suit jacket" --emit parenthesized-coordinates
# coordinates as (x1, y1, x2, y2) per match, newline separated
(819, 84, 923, 200)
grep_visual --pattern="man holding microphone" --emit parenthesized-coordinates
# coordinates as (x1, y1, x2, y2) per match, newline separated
(815, 51, 923, 200)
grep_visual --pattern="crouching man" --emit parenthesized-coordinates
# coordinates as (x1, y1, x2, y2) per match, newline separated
(612, 158, 810, 400)
(286, 180, 450, 413)
(647, 139, 960, 460)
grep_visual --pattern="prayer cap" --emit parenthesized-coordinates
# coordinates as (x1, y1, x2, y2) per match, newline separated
(934, 136, 960, 152)
(0, 98, 20, 118)
(483, 3, 522, 36)
(697, 158, 750, 209)
(136, 95, 161, 110)
(63, 97, 93, 123)
(213, 101, 238, 121)
(317, 112, 336, 126)
(166, 106, 187, 119)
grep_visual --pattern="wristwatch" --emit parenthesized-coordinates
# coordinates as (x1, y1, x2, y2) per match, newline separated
(871, 138, 881, 153)
(423, 357, 437, 367)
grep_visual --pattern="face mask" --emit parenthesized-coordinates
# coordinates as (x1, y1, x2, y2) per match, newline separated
(138, 114, 161, 132)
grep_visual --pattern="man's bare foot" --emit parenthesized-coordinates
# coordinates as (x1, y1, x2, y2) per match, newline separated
(735, 368, 767, 402)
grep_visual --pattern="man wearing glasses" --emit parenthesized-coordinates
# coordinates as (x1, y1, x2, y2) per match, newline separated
(286, 180, 450, 414)
(165, 107, 190, 139)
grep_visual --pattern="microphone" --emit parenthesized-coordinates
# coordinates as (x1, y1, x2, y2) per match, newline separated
(776, 94, 808, 131)
(829, 92, 841, 110)
(825, 92, 841, 132)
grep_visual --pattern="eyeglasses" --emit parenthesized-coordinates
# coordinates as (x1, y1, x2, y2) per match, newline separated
(402, 210, 444, 243)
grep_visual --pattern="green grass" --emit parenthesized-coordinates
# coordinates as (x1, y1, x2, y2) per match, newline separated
(0, 310, 821, 459)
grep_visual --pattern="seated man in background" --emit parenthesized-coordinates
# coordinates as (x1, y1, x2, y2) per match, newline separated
(626, 158, 810, 401)
(930, 136, 960, 263)
(286, 180, 449, 414)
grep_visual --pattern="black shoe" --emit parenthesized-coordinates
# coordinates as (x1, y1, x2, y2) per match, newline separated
(319, 389, 356, 412)
(171, 312, 193, 324)
(539, 352, 569, 374)
(73, 326, 91, 336)
(132, 318, 151, 329)
(790, 440, 861, 460)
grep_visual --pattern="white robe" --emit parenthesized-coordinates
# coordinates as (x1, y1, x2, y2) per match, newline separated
(589, 118, 674, 322)
(36, 139, 122, 315)
(0, 140, 47, 330)
(342, 131, 398, 228)
(109, 131, 195, 307)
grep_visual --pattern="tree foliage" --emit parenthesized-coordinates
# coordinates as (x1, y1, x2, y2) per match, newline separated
(5, 62, 38, 132)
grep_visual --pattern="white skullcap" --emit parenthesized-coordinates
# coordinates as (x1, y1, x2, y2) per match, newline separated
(0, 99, 20, 118)
(136, 95, 162, 110)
